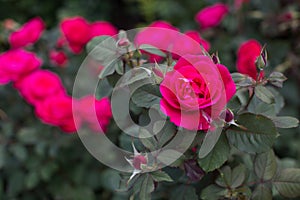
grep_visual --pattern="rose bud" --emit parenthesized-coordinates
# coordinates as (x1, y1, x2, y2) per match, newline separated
(132, 155, 148, 170)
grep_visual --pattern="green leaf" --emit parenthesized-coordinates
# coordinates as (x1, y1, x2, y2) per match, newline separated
(99, 169, 121, 191)
(254, 150, 277, 181)
(17, 127, 39, 144)
(252, 184, 272, 200)
(40, 162, 58, 181)
(99, 60, 122, 79)
(267, 87, 284, 114)
(231, 73, 254, 87)
(170, 185, 198, 200)
(151, 170, 173, 182)
(268, 72, 287, 88)
(10, 144, 27, 161)
(154, 120, 176, 148)
(95, 78, 113, 100)
(139, 44, 166, 57)
(198, 134, 230, 172)
(270, 116, 299, 128)
(198, 128, 222, 159)
(25, 172, 39, 189)
(255, 85, 275, 104)
(131, 84, 161, 108)
(139, 128, 157, 151)
(273, 168, 300, 198)
(200, 184, 227, 200)
(216, 165, 246, 188)
(226, 113, 277, 153)
(139, 174, 155, 200)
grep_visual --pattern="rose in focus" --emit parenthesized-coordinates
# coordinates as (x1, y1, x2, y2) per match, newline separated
(160, 55, 235, 130)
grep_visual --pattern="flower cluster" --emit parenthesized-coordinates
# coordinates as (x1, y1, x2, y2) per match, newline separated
(0, 17, 114, 133)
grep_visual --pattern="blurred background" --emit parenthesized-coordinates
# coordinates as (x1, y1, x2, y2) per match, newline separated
(0, 0, 299, 199)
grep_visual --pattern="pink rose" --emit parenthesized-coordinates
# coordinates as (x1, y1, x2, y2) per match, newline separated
(60, 16, 91, 54)
(35, 95, 78, 133)
(0, 49, 41, 84)
(172, 31, 211, 59)
(90, 21, 118, 38)
(237, 39, 262, 80)
(195, 3, 229, 30)
(135, 21, 179, 62)
(76, 95, 112, 133)
(49, 50, 68, 67)
(14, 70, 66, 105)
(160, 55, 235, 130)
(9, 17, 45, 48)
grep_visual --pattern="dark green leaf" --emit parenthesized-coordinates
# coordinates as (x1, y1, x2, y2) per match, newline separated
(231, 73, 254, 87)
(139, 44, 166, 57)
(170, 185, 198, 200)
(273, 168, 300, 198)
(198, 134, 230, 172)
(216, 165, 246, 188)
(10, 144, 27, 161)
(226, 113, 277, 153)
(198, 128, 222, 158)
(268, 72, 287, 88)
(25, 172, 39, 189)
(252, 184, 272, 200)
(99, 169, 121, 191)
(200, 184, 227, 200)
(151, 170, 173, 182)
(139, 174, 154, 200)
(270, 116, 299, 128)
(139, 128, 157, 151)
(131, 84, 161, 108)
(0, 145, 5, 169)
(95, 78, 113, 100)
(255, 86, 274, 104)
(254, 150, 277, 180)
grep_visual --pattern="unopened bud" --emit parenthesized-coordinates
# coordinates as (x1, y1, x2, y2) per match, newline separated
(117, 38, 130, 47)
(255, 46, 267, 70)
(220, 109, 234, 124)
(211, 53, 220, 64)
(132, 155, 147, 170)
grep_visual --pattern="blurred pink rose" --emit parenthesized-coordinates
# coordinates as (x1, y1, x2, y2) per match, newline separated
(77, 95, 112, 133)
(135, 20, 179, 62)
(35, 95, 78, 133)
(0, 49, 41, 84)
(9, 17, 45, 48)
(160, 55, 235, 130)
(49, 50, 68, 67)
(237, 39, 262, 79)
(90, 21, 118, 38)
(14, 70, 66, 105)
(60, 16, 91, 54)
(60, 17, 118, 54)
(172, 30, 211, 58)
(195, 3, 229, 30)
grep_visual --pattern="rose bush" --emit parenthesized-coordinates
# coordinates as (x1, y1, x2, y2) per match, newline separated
(0, 0, 299, 200)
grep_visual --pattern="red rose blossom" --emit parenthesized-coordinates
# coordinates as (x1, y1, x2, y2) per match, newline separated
(172, 31, 211, 59)
(14, 70, 66, 105)
(195, 3, 229, 30)
(60, 16, 91, 54)
(237, 39, 262, 80)
(160, 55, 235, 130)
(76, 95, 112, 133)
(90, 21, 118, 38)
(0, 49, 41, 84)
(35, 95, 78, 133)
(134, 21, 179, 62)
(49, 50, 68, 67)
(9, 17, 45, 48)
